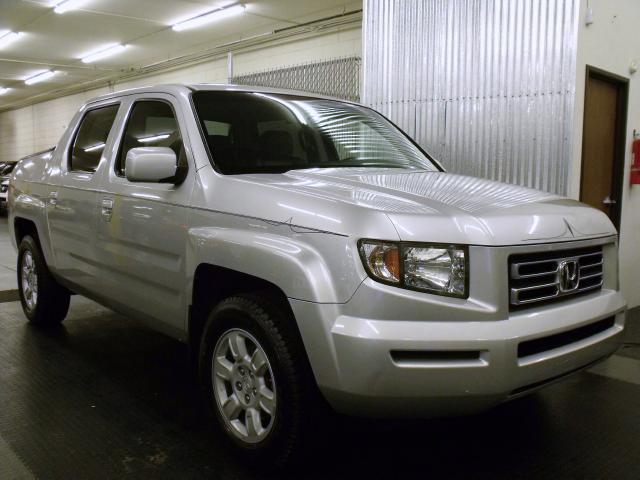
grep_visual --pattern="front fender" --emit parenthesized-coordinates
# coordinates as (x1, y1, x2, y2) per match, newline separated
(185, 224, 365, 305)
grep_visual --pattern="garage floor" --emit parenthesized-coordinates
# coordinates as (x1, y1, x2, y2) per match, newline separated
(1, 216, 639, 479)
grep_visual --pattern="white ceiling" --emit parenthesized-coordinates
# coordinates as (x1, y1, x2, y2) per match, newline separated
(0, 0, 361, 110)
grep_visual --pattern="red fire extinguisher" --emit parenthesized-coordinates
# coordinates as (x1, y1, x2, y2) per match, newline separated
(632, 131, 640, 185)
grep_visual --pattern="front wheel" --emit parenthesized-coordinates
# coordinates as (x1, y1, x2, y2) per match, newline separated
(17, 235, 70, 326)
(199, 294, 317, 467)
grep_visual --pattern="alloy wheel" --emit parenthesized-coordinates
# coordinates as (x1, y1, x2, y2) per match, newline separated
(212, 328, 277, 444)
(20, 251, 38, 311)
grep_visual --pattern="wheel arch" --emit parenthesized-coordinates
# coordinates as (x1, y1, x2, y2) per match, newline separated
(14, 216, 39, 244)
(13, 216, 52, 263)
(188, 263, 300, 359)
(11, 192, 55, 267)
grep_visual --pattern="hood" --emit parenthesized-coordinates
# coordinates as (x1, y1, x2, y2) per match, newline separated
(228, 168, 616, 246)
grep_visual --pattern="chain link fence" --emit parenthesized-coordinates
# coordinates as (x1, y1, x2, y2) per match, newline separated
(232, 56, 361, 102)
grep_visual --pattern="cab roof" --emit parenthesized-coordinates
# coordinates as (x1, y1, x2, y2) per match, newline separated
(86, 83, 357, 107)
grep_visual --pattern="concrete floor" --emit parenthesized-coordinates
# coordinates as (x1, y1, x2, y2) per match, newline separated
(0, 214, 639, 479)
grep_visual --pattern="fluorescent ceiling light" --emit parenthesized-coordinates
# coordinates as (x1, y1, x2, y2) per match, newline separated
(25, 70, 57, 85)
(0, 31, 21, 49)
(82, 44, 127, 63)
(137, 133, 171, 143)
(53, 0, 89, 14)
(0, 87, 9, 95)
(172, 4, 246, 32)
(83, 143, 105, 152)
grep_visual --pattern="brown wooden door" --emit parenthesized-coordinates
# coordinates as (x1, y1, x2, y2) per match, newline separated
(580, 69, 628, 228)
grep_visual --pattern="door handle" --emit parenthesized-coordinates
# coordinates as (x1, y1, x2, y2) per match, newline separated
(602, 196, 617, 205)
(48, 191, 58, 206)
(101, 198, 114, 221)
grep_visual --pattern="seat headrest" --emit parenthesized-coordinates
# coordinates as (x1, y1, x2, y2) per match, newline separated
(260, 130, 293, 156)
(208, 134, 231, 150)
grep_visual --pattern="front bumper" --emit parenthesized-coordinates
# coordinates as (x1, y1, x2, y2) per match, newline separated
(291, 237, 626, 417)
(292, 288, 624, 417)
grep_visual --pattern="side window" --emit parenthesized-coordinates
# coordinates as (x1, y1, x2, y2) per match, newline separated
(117, 100, 184, 176)
(204, 120, 230, 136)
(70, 104, 119, 172)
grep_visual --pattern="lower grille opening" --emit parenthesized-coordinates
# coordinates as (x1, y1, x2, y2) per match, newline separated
(390, 350, 482, 366)
(517, 316, 615, 359)
(510, 355, 610, 396)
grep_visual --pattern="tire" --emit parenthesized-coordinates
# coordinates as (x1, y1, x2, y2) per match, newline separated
(199, 294, 317, 467)
(17, 235, 70, 326)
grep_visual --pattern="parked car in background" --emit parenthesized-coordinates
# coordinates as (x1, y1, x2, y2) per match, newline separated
(7, 85, 626, 466)
(0, 161, 17, 214)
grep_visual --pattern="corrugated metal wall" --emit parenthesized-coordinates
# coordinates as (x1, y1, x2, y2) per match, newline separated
(233, 56, 361, 103)
(362, 0, 579, 194)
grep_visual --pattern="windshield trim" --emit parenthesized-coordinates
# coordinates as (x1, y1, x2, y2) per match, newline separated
(188, 91, 444, 175)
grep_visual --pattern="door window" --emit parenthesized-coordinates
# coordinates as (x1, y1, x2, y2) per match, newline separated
(117, 100, 184, 176)
(69, 104, 120, 172)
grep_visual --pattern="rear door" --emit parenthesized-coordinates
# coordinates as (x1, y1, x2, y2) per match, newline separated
(46, 101, 121, 294)
(96, 94, 195, 335)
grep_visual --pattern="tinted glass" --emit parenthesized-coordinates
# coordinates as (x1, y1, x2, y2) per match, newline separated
(192, 91, 439, 174)
(117, 101, 183, 176)
(70, 104, 119, 172)
(0, 162, 16, 176)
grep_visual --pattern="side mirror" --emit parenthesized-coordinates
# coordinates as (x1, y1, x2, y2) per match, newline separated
(125, 147, 177, 183)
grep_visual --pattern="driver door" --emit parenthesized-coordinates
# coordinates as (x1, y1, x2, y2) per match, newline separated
(96, 94, 195, 336)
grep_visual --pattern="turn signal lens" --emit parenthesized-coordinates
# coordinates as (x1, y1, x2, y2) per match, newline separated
(359, 241, 400, 283)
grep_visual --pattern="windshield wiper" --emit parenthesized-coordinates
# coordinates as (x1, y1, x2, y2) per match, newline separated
(286, 162, 410, 171)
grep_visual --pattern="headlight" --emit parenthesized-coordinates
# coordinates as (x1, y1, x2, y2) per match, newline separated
(358, 240, 468, 298)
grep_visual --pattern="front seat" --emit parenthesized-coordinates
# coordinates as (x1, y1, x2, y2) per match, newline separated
(208, 134, 234, 170)
(258, 130, 295, 166)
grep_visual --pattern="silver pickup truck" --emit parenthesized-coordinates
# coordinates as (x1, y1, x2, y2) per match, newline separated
(8, 84, 626, 464)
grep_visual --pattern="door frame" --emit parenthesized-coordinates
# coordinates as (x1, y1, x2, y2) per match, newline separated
(580, 65, 629, 230)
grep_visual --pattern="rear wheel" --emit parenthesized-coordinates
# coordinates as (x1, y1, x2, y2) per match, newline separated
(17, 235, 70, 326)
(200, 294, 316, 467)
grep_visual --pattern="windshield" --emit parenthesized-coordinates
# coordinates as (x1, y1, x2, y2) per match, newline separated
(192, 91, 440, 175)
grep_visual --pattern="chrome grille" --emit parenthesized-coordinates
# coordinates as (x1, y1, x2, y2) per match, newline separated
(509, 246, 603, 307)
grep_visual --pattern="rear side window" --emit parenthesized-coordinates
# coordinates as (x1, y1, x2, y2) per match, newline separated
(204, 120, 230, 136)
(116, 100, 183, 176)
(70, 104, 119, 172)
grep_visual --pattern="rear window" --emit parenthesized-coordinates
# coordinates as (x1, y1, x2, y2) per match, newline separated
(70, 104, 120, 172)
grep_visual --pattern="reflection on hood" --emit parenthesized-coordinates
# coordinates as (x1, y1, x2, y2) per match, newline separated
(346, 171, 560, 214)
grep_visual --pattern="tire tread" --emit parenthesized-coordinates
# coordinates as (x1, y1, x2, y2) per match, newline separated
(18, 235, 70, 326)
(200, 292, 317, 468)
